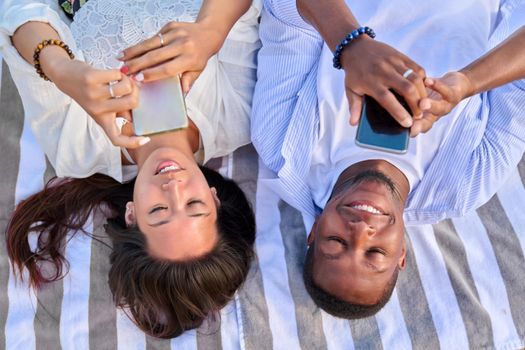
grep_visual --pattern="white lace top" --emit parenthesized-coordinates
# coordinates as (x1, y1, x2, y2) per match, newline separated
(0, 0, 261, 182)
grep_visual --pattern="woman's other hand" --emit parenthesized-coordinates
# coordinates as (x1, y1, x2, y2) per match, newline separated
(118, 21, 222, 93)
(44, 56, 148, 148)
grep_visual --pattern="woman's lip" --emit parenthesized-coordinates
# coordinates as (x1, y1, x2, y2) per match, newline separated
(155, 160, 183, 175)
(345, 201, 386, 215)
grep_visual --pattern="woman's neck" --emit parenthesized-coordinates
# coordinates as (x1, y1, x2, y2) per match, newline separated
(126, 120, 200, 168)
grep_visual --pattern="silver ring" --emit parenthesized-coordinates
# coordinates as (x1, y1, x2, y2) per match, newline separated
(157, 33, 165, 47)
(402, 68, 414, 79)
(108, 82, 116, 98)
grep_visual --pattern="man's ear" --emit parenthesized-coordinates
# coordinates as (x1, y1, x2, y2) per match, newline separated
(307, 219, 319, 246)
(125, 201, 136, 227)
(211, 187, 221, 207)
(398, 241, 407, 270)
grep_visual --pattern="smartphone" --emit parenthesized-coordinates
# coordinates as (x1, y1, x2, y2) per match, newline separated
(133, 76, 188, 136)
(355, 94, 410, 154)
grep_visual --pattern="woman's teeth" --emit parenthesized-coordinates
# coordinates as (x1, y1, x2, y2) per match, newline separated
(159, 165, 180, 174)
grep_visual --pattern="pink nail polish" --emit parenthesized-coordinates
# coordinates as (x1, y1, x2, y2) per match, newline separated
(120, 65, 129, 74)
(135, 72, 144, 82)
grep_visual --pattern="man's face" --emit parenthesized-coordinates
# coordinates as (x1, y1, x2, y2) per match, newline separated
(308, 173, 406, 305)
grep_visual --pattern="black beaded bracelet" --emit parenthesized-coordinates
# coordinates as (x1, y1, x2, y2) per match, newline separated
(33, 39, 75, 81)
(332, 26, 376, 69)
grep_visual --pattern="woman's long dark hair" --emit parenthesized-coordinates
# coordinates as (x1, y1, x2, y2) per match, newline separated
(6, 166, 255, 338)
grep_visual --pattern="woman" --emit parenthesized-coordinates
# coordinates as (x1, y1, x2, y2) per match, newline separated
(0, 0, 260, 339)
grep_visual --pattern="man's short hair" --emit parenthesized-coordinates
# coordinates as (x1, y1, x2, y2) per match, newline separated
(303, 243, 399, 319)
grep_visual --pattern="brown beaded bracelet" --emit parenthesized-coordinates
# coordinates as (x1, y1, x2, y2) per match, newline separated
(33, 39, 75, 81)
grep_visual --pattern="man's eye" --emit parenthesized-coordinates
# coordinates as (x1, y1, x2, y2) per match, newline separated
(328, 236, 346, 245)
(149, 206, 167, 214)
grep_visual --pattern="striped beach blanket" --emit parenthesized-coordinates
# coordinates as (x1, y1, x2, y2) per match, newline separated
(1, 59, 524, 350)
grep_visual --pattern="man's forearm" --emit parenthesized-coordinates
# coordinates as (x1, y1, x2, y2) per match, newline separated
(296, 0, 361, 50)
(461, 26, 525, 97)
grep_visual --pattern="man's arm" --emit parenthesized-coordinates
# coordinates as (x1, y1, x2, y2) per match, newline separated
(296, 0, 429, 131)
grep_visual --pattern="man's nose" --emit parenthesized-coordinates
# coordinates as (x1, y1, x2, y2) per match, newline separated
(346, 220, 374, 246)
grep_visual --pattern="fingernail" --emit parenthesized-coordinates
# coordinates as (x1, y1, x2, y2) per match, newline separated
(402, 117, 413, 128)
(138, 137, 150, 146)
(120, 65, 129, 74)
(425, 78, 434, 85)
(116, 51, 124, 60)
(135, 72, 144, 82)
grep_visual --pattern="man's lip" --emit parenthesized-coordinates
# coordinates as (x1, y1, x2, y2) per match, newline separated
(345, 201, 386, 215)
(155, 160, 183, 175)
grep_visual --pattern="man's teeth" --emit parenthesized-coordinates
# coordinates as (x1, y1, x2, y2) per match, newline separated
(159, 165, 180, 174)
(351, 204, 381, 214)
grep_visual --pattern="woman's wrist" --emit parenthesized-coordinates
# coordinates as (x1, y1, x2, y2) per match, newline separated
(194, 17, 227, 54)
(39, 45, 74, 82)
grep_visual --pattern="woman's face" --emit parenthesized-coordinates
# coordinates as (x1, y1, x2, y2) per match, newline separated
(127, 147, 219, 260)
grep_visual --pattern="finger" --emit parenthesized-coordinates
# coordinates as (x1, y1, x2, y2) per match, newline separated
(100, 83, 140, 113)
(98, 113, 150, 148)
(85, 68, 123, 84)
(98, 75, 134, 99)
(425, 77, 455, 101)
(390, 72, 423, 118)
(116, 110, 133, 123)
(347, 91, 363, 126)
(180, 71, 201, 95)
(372, 89, 413, 128)
(419, 97, 449, 116)
(120, 33, 164, 61)
(411, 113, 439, 137)
(124, 44, 184, 75)
(137, 57, 192, 82)
(405, 70, 427, 118)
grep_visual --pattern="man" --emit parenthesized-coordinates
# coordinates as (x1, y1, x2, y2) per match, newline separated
(252, 0, 525, 318)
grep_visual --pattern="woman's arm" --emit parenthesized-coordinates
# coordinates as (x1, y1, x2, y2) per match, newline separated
(296, 0, 428, 129)
(10, 21, 146, 148)
(118, 0, 252, 91)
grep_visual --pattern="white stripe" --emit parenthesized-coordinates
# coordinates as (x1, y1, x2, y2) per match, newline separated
(5, 265, 37, 350)
(220, 299, 241, 350)
(376, 289, 412, 350)
(407, 225, 469, 349)
(495, 169, 525, 254)
(452, 213, 521, 345)
(116, 309, 146, 350)
(255, 161, 301, 350)
(321, 313, 354, 350)
(170, 329, 197, 349)
(60, 219, 93, 350)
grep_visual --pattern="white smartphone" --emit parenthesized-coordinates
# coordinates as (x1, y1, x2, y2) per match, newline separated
(355, 94, 410, 154)
(133, 76, 188, 136)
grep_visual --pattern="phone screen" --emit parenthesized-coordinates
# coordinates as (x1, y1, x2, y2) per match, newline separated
(133, 76, 188, 136)
(355, 94, 410, 153)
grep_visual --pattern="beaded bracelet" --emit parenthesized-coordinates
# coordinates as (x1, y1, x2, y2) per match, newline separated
(33, 39, 75, 81)
(332, 27, 376, 69)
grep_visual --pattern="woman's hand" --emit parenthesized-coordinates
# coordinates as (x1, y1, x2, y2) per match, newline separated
(118, 20, 223, 93)
(409, 72, 474, 136)
(44, 55, 148, 148)
(341, 38, 428, 128)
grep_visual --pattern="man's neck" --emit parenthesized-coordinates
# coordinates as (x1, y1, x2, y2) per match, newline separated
(331, 159, 410, 203)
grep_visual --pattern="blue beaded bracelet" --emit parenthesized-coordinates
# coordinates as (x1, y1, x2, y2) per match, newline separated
(333, 26, 376, 69)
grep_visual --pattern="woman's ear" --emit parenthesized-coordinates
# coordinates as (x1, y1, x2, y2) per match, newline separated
(125, 201, 136, 227)
(211, 187, 221, 207)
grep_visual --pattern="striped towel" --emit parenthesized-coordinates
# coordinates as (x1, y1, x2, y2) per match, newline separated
(1, 59, 524, 350)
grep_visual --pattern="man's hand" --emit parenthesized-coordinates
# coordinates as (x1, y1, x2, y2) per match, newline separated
(341, 37, 428, 128)
(409, 72, 474, 136)
(119, 20, 223, 93)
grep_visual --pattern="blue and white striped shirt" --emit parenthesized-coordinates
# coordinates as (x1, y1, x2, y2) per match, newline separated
(251, 0, 525, 224)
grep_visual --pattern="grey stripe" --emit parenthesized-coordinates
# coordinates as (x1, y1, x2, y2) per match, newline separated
(89, 213, 117, 350)
(44, 156, 56, 184)
(34, 278, 63, 350)
(232, 145, 273, 350)
(477, 196, 525, 337)
(518, 155, 525, 186)
(433, 220, 494, 348)
(278, 201, 327, 350)
(395, 233, 440, 349)
(349, 318, 382, 350)
(0, 62, 25, 350)
(145, 335, 171, 350)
